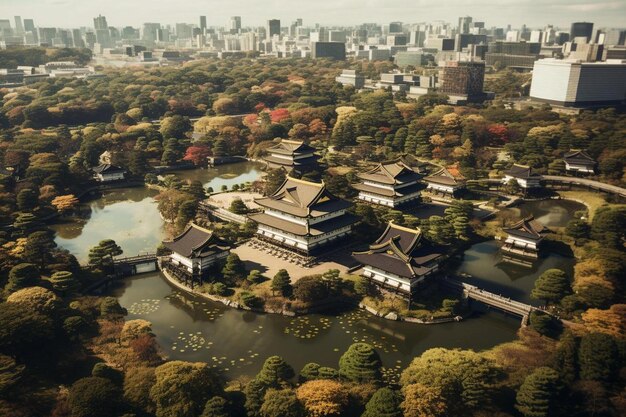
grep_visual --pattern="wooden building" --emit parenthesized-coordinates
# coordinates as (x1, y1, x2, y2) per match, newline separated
(92, 164, 126, 182)
(161, 223, 231, 287)
(563, 150, 596, 175)
(352, 222, 443, 299)
(501, 216, 549, 259)
(249, 176, 357, 255)
(262, 139, 319, 174)
(502, 164, 541, 189)
(424, 166, 465, 195)
(352, 159, 422, 207)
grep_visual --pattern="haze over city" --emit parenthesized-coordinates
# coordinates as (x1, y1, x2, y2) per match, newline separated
(1, 0, 625, 27)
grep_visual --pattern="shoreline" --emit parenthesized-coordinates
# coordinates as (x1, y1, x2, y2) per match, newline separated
(160, 268, 462, 325)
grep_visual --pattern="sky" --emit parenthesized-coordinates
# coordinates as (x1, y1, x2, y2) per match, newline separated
(1, 0, 625, 29)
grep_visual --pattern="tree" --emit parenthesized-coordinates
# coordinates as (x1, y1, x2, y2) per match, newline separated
(0, 302, 54, 361)
(591, 206, 626, 249)
(88, 239, 123, 270)
(322, 269, 342, 296)
(221, 253, 246, 285)
(229, 198, 248, 214)
(92, 363, 123, 385)
(256, 356, 294, 388)
(124, 367, 157, 414)
(17, 188, 38, 211)
(187, 180, 206, 201)
(13, 213, 40, 233)
(184, 145, 211, 167)
(244, 378, 266, 417)
(565, 219, 590, 240)
(50, 270, 79, 295)
(128, 150, 150, 177)
(292, 275, 328, 303)
(6, 286, 61, 315)
(529, 311, 559, 337)
(531, 269, 570, 305)
(400, 348, 498, 414)
(23, 230, 56, 269)
(362, 387, 403, 417)
(296, 379, 349, 417)
(150, 361, 223, 417)
(299, 363, 321, 383)
(5, 263, 39, 294)
(515, 367, 563, 417)
(201, 396, 230, 417)
(578, 332, 619, 383)
(338, 343, 382, 383)
(260, 389, 304, 417)
(581, 304, 626, 339)
(100, 296, 127, 317)
(401, 383, 447, 417)
(51, 194, 79, 213)
(271, 269, 291, 296)
(552, 330, 578, 385)
(159, 115, 191, 139)
(264, 168, 286, 195)
(68, 377, 123, 417)
(0, 354, 24, 396)
(247, 270, 264, 285)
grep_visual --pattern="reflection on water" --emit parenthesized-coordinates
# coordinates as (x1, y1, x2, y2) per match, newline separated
(51, 162, 264, 263)
(112, 273, 519, 380)
(506, 199, 586, 227)
(454, 240, 575, 304)
(171, 161, 264, 190)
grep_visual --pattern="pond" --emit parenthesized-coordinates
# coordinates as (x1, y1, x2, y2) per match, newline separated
(112, 272, 519, 381)
(454, 198, 581, 304)
(170, 161, 264, 191)
(52, 162, 263, 262)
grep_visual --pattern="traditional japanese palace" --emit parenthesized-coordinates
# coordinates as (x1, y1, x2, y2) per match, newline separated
(353, 222, 444, 298)
(161, 223, 231, 287)
(423, 165, 465, 195)
(353, 159, 422, 207)
(502, 164, 541, 189)
(249, 176, 357, 255)
(92, 164, 126, 182)
(501, 216, 549, 259)
(563, 150, 596, 175)
(262, 139, 319, 173)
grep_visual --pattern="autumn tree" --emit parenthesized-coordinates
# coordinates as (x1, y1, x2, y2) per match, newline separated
(183, 145, 211, 167)
(401, 383, 447, 417)
(51, 194, 80, 213)
(296, 379, 349, 417)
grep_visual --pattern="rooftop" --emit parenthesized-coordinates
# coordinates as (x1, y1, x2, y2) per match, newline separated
(163, 223, 230, 258)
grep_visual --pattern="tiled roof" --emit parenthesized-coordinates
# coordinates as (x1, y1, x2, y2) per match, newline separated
(163, 223, 230, 258)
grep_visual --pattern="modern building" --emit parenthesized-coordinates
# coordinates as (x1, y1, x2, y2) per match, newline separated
(570, 22, 594, 43)
(92, 164, 126, 182)
(267, 19, 281, 39)
(485, 41, 542, 70)
(529, 58, 626, 108)
(352, 222, 443, 298)
(424, 166, 466, 195)
(563, 150, 596, 174)
(310, 42, 346, 60)
(394, 51, 431, 68)
(229, 16, 241, 34)
(262, 139, 319, 174)
(162, 223, 231, 287)
(501, 216, 548, 259)
(249, 176, 357, 255)
(353, 159, 422, 207)
(335, 69, 365, 88)
(438, 60, 487, 103)
(502, 164, 541, 189)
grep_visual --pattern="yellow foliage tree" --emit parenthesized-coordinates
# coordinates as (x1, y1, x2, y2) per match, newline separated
(581, 304, 626, 339)
(295, 379, 348, 417)
(51, 194, 80, 213)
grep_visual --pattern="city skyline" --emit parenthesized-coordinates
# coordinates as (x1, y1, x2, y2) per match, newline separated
(1, 0, 625, 29)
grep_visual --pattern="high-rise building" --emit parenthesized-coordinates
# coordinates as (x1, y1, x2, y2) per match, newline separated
(23, 19, 35, 33)
(458, 16, 473, 34)
(240, 32, 257, 52)
(604, 29, 626, 46)
(229, 16, 241, 34)
(389, 21, 403, 33)
(439, 60, 486, 101)
(93, 15, 108, 30)
(266, 19, 280, 39)
(199, 16, 207, 31)
(529, 58, 626, 108)
(142, 23, 161, 42)
(0, 20, 12, 36)
(38, 27, 57, 45)
(310, 42, 346, 60)
(570, 22, 593, 43)
(72, 29, 84, 47)
(14, 16, 24, 34)
(176, 23, 193, 39)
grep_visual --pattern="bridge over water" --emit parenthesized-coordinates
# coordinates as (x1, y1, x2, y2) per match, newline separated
(441, 276, 546, 325)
